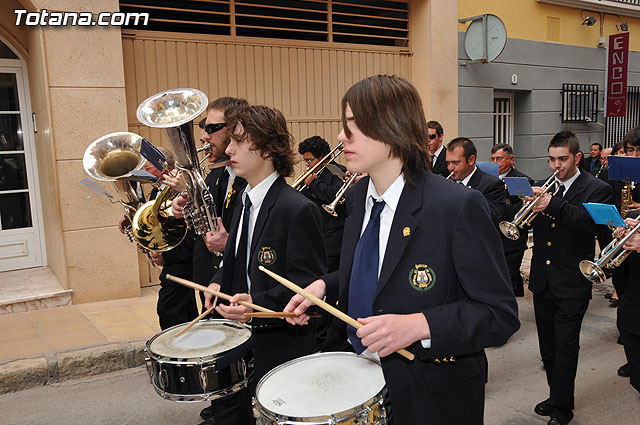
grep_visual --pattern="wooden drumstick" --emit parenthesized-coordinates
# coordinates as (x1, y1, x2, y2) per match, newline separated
(243, 311, 322, 319)
(166, 274, 275, 313)
(258, 266, 415, 361)
(175, 302, 217, 337)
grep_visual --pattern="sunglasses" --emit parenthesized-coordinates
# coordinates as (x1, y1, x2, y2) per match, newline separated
(205, 122, 226, 134)
(428, 134, 438, 140)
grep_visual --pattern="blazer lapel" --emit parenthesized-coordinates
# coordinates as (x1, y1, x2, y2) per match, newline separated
(562, 171, 587, 203)
(467, 168, 482, 189)
(374, 178, 422, 299)
(248, 177, 285, 267)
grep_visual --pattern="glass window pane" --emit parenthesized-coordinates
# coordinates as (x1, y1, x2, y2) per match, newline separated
(0, 74, 20, 111)
(0, 192, 32, 230)
(0, 41, 19, 59)
(0, 154, 28, 190)
(0, 114, 24, 151)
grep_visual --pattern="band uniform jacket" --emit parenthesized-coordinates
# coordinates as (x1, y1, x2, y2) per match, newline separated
(582, 156, 602, 176)
(300, 161, 347, 257)
(618, 209, 640, 335)
(529, 171, 614, 300)
(467, 168, 507, 227)
(323, 172, 520, 425)
(192, 167, 247, 285)
(212, 176, 328, 380)
(431, 149, 449, 177)
(501, 167, 535, 253)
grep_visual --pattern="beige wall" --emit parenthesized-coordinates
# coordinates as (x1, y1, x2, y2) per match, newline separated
(411, 0, 459, 142)
(3, 0, 141, 303)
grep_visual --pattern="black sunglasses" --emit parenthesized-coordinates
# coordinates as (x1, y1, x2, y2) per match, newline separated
(205, 122, 226, 134)
(428, 134, 438, 140)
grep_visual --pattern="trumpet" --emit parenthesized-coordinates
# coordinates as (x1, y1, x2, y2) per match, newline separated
(292, 143, 343, 191)
(579, 222, 640, 283)
(499, 171, 560, 240)
(323, 173, 359, 217)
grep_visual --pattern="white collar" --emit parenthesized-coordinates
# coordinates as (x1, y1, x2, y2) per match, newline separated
(499, 167, 512, 180)
(556, 168, 580, 193)
(225, 165, 236, 180)
(433, 144, 444, 158)
(243, 171, 279, 210)
(460, 166, 478, 187)
(366, 173, 405, 213)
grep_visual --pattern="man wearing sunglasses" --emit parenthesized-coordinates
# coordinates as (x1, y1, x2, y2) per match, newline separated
(427, 120, 449, 177)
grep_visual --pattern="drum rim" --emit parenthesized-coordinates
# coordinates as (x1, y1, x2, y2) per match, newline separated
(145, 319, 251, 364)
(254, 351, 386, 422)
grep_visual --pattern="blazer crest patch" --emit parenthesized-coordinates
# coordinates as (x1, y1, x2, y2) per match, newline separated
(409, 264, 436, 292)
(258, 246, 277, 266)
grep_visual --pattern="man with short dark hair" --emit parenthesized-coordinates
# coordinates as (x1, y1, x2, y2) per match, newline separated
(528, 131, 613, 425)
(582, 142, 602, 175)
(427, 120, 448, 177)
(446, 137, 506, 226)
(491, 143, 534, 297)
(298, 135, 346, 273)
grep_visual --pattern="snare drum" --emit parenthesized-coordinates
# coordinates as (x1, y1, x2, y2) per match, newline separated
(145, 319, 253, 402)
(254, 352, 388, 424)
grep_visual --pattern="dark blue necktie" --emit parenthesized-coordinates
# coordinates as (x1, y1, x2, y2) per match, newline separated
(348, 199, 386, 354)
(232, 196, 251, 294)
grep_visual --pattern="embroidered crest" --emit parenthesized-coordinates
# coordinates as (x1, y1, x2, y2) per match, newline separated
(258, 246, 277, 266)
(403, 227, 411, 237)
(409, 264, 436, 292)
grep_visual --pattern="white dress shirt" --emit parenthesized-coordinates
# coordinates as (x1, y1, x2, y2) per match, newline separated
(556, 168, 580, 195)
(235, 171, 279, 291)
(460, 166, 478, 187)
(431, 144, 444, 167)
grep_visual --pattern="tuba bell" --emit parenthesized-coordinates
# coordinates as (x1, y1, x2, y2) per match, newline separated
(83, 132, 156, 262)
(136, 88, 219, 252)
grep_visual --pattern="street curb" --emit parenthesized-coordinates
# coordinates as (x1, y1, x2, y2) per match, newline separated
(0, 340, 148, 395)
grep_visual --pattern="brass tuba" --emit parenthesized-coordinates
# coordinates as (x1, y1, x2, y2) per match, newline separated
(83, 132, 155, 262)
(136, 88, 219, 252)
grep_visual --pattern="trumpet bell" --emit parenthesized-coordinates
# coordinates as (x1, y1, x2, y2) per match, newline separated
(322, 204, 339, 217)
(132, 200, 188, 252)
(499, 221, 520, 241)
(579, 260, 607, 284)
(83, 132, 146, 181)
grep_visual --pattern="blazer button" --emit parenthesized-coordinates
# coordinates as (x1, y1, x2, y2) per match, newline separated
(551, 223, 556, 228)
(547, 241, 552, 246)
(546, 260, 551, 265)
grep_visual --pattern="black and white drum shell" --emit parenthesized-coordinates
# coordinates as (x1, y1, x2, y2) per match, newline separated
(145, 319, 253, 402)
(254, 352, 388, 424)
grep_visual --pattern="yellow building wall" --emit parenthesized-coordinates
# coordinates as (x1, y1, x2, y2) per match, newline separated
(459, 0, 640, 51)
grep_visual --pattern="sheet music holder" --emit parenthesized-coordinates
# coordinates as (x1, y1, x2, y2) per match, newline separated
(504, 177, 535, 197)
(79, 177, 114, 200)
(129, 169, 162, 184)
(476, 161, 499, 178)
(325, 163, 346, 179)
(583, 202, 626, 227)
(140, 138, 166, 172)
(608, 156, 640, 182)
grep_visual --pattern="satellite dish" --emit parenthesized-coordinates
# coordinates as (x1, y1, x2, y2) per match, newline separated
(462, 14, 507, 63)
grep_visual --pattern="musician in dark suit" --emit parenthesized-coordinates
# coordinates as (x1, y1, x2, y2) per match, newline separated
(581, 142, 602, 175)
(298, 135, 347, 273)
(204, 105, 327, 425)
(284, 75, 519, 425)
(427, 120, 448, 177)
(446, 137, 506, 227)
(528, 131, 613, 425)
(491, 143, 534, 297)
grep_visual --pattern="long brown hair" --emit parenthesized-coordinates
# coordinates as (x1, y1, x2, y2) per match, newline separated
(341, 75, 431, 184)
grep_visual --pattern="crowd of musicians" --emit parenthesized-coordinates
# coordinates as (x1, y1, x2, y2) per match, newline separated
(114, 75, 640, 425)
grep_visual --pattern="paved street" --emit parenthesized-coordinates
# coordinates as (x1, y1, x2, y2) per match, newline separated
(1, 290, 639, 425)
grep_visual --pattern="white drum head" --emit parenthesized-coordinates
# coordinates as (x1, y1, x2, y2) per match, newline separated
(149, 319, 251, 359)
(256, 352, 385, 418)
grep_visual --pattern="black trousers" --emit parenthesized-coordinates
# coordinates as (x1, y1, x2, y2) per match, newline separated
(157, 283, 199, 331)
(505, 249, 526, 294)
(533, 290, 589, 423)
(621, 328, 640, 393)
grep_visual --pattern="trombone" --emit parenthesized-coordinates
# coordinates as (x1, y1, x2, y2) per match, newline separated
(292, 143, 343, 191)
(579, 222, 640, 283)
(499, 171, 560, 240)
(323, 173, 359, 217)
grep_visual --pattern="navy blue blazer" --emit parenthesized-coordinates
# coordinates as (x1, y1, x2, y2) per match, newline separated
(323, 172, 519, 424)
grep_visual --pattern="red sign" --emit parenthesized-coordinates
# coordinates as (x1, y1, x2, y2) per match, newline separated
(606, 32, 629, 118)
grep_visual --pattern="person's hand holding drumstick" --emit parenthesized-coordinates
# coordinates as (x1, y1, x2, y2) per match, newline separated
(204, 282, 253, 324)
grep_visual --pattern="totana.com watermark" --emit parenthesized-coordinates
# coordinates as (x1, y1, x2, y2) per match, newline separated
(15, 9, 149, 26)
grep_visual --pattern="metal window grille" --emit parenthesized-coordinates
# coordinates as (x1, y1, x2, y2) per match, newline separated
(561, 83, 599, 123)
(493, 94, 514, 146)
(119, 0, 409, 47)
(609, 0, 640, 5)
(605, 86, 640, 147)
